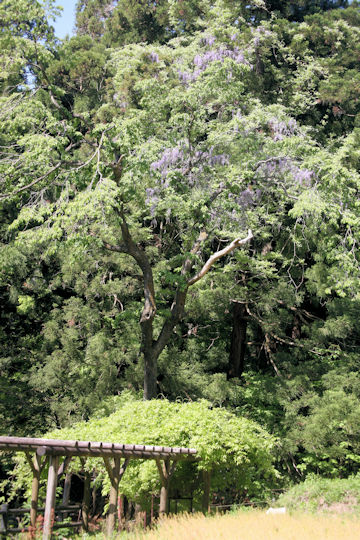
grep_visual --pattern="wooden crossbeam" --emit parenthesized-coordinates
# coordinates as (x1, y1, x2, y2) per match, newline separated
(0, 436, 198, 537)
(0, 437, 197, 458)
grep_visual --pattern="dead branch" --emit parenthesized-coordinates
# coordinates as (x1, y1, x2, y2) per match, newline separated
(0, 163, 62, 200)
(188, 230, 253, 286)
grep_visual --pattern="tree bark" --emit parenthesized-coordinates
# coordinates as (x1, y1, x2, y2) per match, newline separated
(143, 348, 158, 400)
(24, 452, 44, 535)
(228, 302, 247, 379)
(104, 218, 253, 400)
(103, 457, 129, 537)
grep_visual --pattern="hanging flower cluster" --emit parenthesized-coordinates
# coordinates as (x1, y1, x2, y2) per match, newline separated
(256, 156, 313, 186)
(146, 144, 230, 217)
(269, 118, 298, 141)
(177, 37, 251, 84)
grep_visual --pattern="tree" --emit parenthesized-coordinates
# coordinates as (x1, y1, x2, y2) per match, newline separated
(2, 20, 326, 402)
(2, 1, 360, 485)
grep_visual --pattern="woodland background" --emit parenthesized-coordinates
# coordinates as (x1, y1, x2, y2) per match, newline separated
(2, 0, 360, 492)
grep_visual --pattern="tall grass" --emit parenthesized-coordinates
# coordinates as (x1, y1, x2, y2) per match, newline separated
(130, 510, 360, 540)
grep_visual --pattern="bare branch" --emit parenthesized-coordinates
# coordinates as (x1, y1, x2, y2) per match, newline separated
(181, 231, 208, 276)
(101, 241, 128, 253)
(188, 230, 253, 286)
(0, 163, 62, 200)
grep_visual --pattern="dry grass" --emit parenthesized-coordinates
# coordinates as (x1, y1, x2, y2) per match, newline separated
(131, 510, 360, 540)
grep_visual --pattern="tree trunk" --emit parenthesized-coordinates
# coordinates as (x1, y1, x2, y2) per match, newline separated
(104, 223, 252, 400)
(105, 457, 120, 538)
(159, 484, 169, 516)
(156, 458, 176, 517)
(143, 347, 157, 400)
(228, 302, 247, 379)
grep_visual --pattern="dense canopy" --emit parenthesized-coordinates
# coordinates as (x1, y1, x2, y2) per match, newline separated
(2, 0, 360, 490)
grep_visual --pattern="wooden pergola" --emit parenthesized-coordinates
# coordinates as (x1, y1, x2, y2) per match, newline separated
(0, 436, 198, 539)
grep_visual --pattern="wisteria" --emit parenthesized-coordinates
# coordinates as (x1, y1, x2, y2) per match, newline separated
(200, 35, 216, 46)
(228, 187, 261, 210)
(256, 156, 313, 187)
(145, 187, 160, 217)
(147, 145, 230, 219)
(178, 43, 251, 85)
(150, 146, 184, 179)
(150, 145, 229, 180)
(194, 147, 230, 167)
(193, 46, 248, 70)
(251, 25, 273, 47)
(148, 52, 159, 63)
(269, 118, 298, 141)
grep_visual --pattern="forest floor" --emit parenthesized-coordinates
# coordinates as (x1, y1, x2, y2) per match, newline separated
(124, 509, 360, 540)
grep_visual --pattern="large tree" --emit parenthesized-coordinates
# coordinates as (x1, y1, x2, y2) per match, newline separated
(2, 0, 360, 449)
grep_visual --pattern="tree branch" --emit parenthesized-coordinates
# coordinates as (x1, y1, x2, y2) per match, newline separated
(0, 163, 62, 200)
(117, 210, 156, 324)
(188, 230, 253, 286)
(102, 241, 129, 253)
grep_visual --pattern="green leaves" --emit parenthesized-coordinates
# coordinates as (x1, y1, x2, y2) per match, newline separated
(10, 397, 276, 506)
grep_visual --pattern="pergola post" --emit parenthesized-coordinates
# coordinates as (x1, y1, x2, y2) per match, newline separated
(156, 458, 177, 517)
(24, 452, 44, 536)
(62, 472, 72, 505)
(103, 457, 129, 537)
(43, 455, 59, 540)
(0, 437, 197, 535)
(202, 470, 211, 514)
(82, 470, 91, 532)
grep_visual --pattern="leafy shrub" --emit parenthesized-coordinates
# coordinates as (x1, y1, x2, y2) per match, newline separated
(277, 474, 360, 513)
(9, 395, 277, 509)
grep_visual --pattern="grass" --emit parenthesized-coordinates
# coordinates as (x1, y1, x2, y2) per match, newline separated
(58, 476, 360, 539)
(276, 474, 360, 513)
(126, 510, 360, 540)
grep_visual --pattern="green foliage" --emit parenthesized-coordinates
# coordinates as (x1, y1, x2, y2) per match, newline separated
(277, 474, 360, 513)
(9, 397, 276, 507)
(2, 0, 360, 491)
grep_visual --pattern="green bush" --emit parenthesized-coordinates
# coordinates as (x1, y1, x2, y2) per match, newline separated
(8, 395, 277, 509)
(277, 474, 360, 513)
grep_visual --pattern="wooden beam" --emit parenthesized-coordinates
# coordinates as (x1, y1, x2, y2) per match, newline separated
(156, 458, 177, 516)
(35, 445, 196, 460)
(202, 470, 211, 514)
(24, 452, 44, 535)
(104, 458, 129, 537)
(0, 436, 197, 457)
(43, 455, 59, 540)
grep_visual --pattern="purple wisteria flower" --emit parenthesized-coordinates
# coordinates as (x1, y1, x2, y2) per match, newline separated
(145, 187, 160, 216)
(201, 35, 216, 46)
(256, 156, 313, 187)
(178, 44, 251, 85)
(148, 52, 159, 63)
(150, 146, 184, 175)
(147, 143, 230, 217)
(269, 118, 298, 141)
